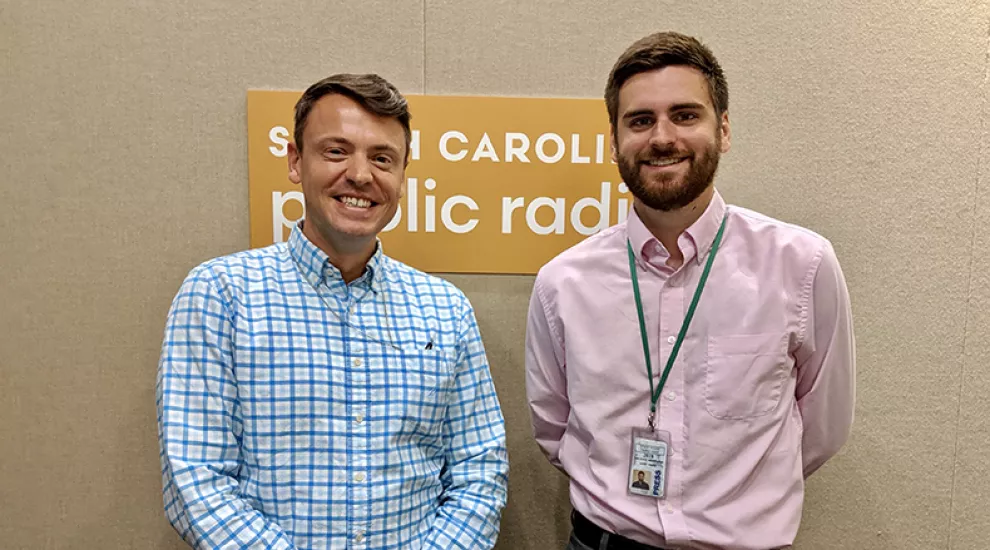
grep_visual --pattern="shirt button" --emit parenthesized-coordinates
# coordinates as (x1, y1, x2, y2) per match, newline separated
(666, 391, 676, 401)
(667, 336, 676, 344)
(664, 504, 674, 514)
(355, 414, 364, 424)
(354, 472, 365, 482)
(353, 358, 363, 367)
(354, 531, 365, 542)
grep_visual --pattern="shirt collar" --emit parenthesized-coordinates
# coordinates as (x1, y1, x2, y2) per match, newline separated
(287, 221, 387, 293)
(626, 189, 727, 267)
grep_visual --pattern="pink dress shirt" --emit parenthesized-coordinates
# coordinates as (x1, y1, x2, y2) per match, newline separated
(526, 191, 855, 550)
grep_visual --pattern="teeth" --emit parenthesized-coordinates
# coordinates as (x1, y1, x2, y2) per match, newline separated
(341, 196, 372, 208)
(647, 158, 683, 167)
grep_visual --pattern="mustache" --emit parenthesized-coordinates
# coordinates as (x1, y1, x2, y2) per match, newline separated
(636, 146, 691, 163)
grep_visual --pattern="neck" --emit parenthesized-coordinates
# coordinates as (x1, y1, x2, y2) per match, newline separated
(327, 244, 377, 284)
(633, 186, 715, 268)
(302, 223, 376, 284)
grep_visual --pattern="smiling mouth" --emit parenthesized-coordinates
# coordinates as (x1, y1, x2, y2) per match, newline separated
(336, 196, 375, 209)
(642, 157, 687, 167)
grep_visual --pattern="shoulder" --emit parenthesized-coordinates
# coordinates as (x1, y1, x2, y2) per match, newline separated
(536, 223, 627, 287)
(382, 256, 471, 312)
(727, 205, 834, 262)
(181, 243, 289, 293)
(728, 206, 829, 243)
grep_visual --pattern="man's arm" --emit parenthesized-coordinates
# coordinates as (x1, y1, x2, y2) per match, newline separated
(157, 266, 298, 549)
(524, 276, 569, 470)
(794, 242, 856, 478)
(420, 301, 508, 550)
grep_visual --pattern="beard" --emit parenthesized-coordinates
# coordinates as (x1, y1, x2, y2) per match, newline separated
(617, 137, 722, 212)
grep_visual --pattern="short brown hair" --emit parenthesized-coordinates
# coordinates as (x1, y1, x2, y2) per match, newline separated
(293, 73, 412, 159)
(605, 32, 728, 130)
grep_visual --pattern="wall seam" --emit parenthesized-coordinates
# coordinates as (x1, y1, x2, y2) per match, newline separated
(946, 8, 990, 550)
(422, 0, 427, 93)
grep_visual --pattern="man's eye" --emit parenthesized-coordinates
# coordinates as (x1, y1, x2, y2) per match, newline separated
(630, 117, 653, 128)
(375, 155, 393, 165)
(673, 112, 699, 122)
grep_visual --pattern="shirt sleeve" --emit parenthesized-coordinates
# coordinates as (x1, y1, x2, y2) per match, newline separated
(524, 275, 569, 470)
(156, 266, 298, 549)
(421, 298, 509, 550)
(794, 242, 856, 478)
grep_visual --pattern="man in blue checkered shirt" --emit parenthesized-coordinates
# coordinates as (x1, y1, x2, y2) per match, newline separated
(157, 73, 509, 549)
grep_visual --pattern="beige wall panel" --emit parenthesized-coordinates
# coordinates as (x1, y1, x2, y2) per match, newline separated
(0, 1, 423, 548)
(424, 0, 734, 97)
(950, 35, 990, 550)
(427, 1, 989, 549)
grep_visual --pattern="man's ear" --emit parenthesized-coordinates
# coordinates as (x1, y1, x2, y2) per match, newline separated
(287, 142, 302, 184)
(719, 113, 731, 154)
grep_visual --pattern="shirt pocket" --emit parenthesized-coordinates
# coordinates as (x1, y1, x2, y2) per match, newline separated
(385, 346, 455, 440)
(704, 333, 789, 420)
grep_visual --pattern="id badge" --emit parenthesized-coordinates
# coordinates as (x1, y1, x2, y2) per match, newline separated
(628, 428, 670, 499)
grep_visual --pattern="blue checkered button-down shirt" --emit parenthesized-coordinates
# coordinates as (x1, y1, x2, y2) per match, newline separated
(157, 223, 508, 549)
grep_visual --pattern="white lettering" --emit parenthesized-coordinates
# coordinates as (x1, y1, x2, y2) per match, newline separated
(570, 134, 590, 164)
(272, 191, 304, 242)
(570, 182, 611, 235)
(526, 197, 566, 235)
(535, 133, 566, 164)
(505, 132, 531, 163)
(424, 178, 437, 232)
(471, 133, 500, 162)
(441, 196, 480, 234)
(502, 197, 525, 234)
(406, 178, 418, 232)
(410, 130, 420, 161)
(440, 131, 469, 161)
(269, 126, 289, 157)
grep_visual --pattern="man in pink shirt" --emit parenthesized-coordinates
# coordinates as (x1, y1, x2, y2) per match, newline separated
(525, 31, 855, 550)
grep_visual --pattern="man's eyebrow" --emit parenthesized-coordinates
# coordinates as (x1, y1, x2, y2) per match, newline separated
(669, 102, 707, 111)
(623, 103, 708, 121)
(311, 138, 401, 156)
(621, 108, 656, 121)
(368, 143, 402, 156)
(313, 136, 353, 148)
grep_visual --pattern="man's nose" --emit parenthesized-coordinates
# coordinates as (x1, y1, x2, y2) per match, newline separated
(346, 155, 373, 185)
(648, 119, 676, 149)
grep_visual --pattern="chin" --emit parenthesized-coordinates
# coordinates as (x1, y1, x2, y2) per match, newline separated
(332, 226, 379, 239)
(644, 182, 689, 199)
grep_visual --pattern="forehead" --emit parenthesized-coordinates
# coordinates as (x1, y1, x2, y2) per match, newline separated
(302, 93, 405, 148)
(617, 66, 715, 113)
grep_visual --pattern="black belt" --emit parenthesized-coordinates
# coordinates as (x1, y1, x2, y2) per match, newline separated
(571, 510, 671, 550)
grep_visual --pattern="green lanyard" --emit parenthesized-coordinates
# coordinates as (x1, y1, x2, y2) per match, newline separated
(626, 214, 727, 430)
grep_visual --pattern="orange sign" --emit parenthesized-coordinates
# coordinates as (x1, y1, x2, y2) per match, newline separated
(247, 91, 632, 274)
